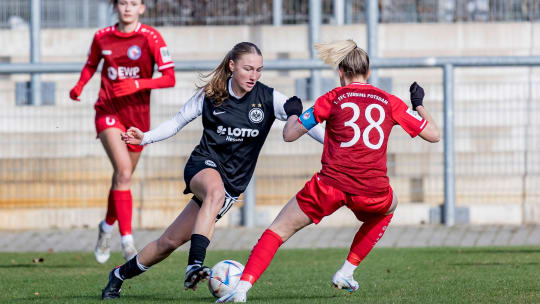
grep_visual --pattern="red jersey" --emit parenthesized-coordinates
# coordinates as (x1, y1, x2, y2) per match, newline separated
(86, 23, 174, 132)
(312, 82, 427, 196)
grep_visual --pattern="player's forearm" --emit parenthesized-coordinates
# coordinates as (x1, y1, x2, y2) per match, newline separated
(75, 64, 97, 87)
(137, 68, 176, 90)
(141, 116, 185, 145)
(416, 106, 441, 142)
(283, 116, 308, 142)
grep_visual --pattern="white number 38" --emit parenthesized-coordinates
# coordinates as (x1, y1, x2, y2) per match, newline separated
(340, 103, 385, 150)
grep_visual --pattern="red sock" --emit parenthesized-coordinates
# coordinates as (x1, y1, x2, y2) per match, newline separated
(347, 213, 393, 266)
(105, 190, 117, 225)
(112, 190, 133, 236)
(240, 229, 283, 285)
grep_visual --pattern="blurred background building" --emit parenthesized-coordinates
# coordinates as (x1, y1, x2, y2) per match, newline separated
(0, 0, 538, 229)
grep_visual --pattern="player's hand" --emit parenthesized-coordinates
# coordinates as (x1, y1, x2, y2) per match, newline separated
(121, 127, 144, 145)
(113, 79, 140, 97)
(284, 96, 303, 118)
(69, 84, 83, 102)
(409, 81, 424, 110)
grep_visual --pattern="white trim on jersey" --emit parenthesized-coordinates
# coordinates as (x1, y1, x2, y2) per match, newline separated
(158, 62, 175, 71)
(141, 89, 205, 145)
(272, 90, 325, 144)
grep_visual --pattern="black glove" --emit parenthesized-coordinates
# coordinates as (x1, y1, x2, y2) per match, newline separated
(284, 96, 303, 118)
(409, 82, 424, 110)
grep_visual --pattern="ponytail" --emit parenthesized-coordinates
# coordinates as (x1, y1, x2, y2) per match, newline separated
(314, 39, 369, 78)
(198, 42, 262, 106)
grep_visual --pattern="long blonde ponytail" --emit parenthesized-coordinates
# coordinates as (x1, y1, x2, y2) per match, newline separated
(314, 39, 369, 78)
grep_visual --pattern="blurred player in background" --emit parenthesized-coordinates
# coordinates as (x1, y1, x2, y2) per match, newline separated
(69, 0, 175, 263)
(218, 39, 440, 303)
(100, 41, 325, 300)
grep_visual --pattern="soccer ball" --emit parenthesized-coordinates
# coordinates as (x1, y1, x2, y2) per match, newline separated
(208, 260, 244, 298)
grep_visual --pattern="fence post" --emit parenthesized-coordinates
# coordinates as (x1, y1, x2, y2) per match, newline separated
(443, 63, 456, 226)
(334, 0, 345, 25)
(273, 0, 283, 26)
(243, 177, 256, 227)
(367, 0, 379, 87)
(30, 0, 42, 106)
(309, 0, 322, 100)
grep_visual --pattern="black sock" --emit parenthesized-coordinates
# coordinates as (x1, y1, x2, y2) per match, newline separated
(118, 255, 146, 280)
(188, 234, 210, 267)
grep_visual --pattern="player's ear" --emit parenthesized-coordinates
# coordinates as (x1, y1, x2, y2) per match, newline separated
(138, 4, 146, 15)
(228, 60, 235, 73)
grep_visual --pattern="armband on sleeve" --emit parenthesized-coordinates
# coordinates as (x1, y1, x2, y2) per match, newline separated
(298, 107, 317, 130)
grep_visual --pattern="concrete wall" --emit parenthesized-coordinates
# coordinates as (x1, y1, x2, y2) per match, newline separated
(0, 23, 539, 228)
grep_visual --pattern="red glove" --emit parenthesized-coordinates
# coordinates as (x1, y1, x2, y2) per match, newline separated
(69, 84, 83, 101)
(113, 79, 140, 97)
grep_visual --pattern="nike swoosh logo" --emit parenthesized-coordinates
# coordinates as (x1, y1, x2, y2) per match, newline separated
(213, 110, 226, 115)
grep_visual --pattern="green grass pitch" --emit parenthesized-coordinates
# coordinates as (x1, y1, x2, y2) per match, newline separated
(1, 247, 539, 303)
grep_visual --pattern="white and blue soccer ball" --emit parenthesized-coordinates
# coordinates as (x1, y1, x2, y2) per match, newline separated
(208, 260, 244, 298)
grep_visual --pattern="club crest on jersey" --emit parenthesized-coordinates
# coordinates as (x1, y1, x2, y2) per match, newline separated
(127, 45, 141, 60)
(248, 107, 264, 124)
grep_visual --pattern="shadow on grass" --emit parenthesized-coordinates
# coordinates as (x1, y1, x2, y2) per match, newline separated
(0, 264, 92, 269)
(454, 248, 540, 255)
(451, 262, 539, 266)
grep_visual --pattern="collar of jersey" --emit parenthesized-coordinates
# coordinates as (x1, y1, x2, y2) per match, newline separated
(227, 78, 253, 103)
(112, 22, 142, 38)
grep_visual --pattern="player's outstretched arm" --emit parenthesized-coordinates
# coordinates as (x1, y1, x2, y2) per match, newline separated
(113, 68, 176, 97)
(283, 116, 308, 142)
(121, 127, 144, 145)
(410, 82, 440, 143)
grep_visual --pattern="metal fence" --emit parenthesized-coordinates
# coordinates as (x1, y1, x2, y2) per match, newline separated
(0, 69, 538, 221)
(1, 0, 540, 29)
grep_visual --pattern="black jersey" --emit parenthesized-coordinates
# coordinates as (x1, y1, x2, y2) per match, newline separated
(190, 82, 275, 195)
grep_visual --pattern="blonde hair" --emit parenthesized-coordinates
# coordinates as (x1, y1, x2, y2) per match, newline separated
(198, 42, 262, 106)
(314, 39, 369, 78)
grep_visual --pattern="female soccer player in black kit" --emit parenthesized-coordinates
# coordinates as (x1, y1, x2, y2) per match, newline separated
(100, 42, 324, 299)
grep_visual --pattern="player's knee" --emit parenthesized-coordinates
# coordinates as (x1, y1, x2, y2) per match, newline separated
(114, 169, 132, 186)
(203, 188, 225, 212)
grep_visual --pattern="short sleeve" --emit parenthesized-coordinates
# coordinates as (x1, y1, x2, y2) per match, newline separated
(313, 89, 337, 123)
(86, 33, 102, 67)
(390, 95, 427, 137)
(148, 29, 174, 71)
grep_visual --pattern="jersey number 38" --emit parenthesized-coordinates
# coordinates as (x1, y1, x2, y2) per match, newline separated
(340, 103, 385, 150)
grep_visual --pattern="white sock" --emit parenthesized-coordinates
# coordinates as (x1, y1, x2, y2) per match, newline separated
(135, 255, 149, 271)
(114, 268, 123, 281)
(101, 221, 114, 233)
(121, 234, 134, 244)
(236, 280, 252, 292)
(339, 260, 357, 277)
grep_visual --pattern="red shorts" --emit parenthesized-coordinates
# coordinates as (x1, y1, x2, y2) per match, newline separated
(95, 112, 143, 152)
(296, 173, 393, 224)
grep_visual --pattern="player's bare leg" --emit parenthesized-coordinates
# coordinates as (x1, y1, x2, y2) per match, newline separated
(102, 199, 199, 299)
(96, 128, 140, 263)
(184, 168, 226, 290)
(217, 197, 313, 303)
(332, 192, 398, 292)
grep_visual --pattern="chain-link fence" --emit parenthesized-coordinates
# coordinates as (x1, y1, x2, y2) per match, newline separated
(1, 0, 540, 29)
(1, 69, 538, 220)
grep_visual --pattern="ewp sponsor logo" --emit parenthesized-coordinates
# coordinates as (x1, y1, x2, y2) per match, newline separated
(217, 125, 259, 142)
(107, 66, 140, 80)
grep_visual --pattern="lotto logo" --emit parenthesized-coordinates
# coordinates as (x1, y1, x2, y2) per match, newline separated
(216, 125, 259, 142)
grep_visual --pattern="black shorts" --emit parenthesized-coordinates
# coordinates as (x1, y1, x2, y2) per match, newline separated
(183, 156, 239, 220)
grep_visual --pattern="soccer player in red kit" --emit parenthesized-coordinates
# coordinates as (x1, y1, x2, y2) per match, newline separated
(217, 39, 440, 303)
(69, 0, 175, 263)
